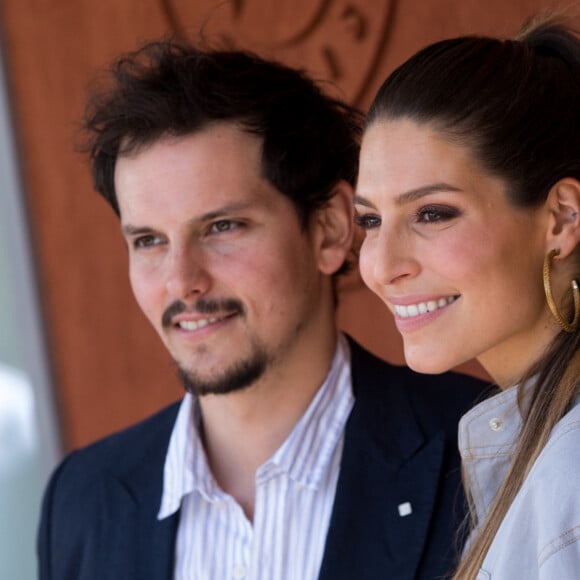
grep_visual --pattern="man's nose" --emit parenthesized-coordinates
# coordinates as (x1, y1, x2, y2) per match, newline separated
(164, 245, 211, 300)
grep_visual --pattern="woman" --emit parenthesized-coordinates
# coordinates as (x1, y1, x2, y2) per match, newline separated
(355, 16, 580, 580)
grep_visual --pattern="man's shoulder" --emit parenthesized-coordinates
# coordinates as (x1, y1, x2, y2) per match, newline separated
(48, 400, 181, 491)
(347, 336, 493, 428)
(38, 402, 183, 571)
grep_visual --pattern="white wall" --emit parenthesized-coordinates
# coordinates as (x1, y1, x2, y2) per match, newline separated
(0, 41, 62, 580)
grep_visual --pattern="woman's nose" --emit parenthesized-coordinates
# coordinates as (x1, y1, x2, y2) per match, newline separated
(361, 227, 420, 290)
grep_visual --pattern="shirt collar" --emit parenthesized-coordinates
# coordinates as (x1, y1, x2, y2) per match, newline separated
(458, 380, 530, 523)
(259, 334, 353, 489)
(158, 333, 353, 519)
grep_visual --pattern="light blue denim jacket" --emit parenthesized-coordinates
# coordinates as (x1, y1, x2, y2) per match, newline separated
(459, 385, 580, 579)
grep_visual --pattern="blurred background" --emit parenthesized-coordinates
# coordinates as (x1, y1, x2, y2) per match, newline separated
(0, 0, 575, 577)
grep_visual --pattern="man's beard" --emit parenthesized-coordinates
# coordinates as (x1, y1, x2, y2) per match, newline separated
(164, 297, 270, 396)
(176, 343, 271, 396)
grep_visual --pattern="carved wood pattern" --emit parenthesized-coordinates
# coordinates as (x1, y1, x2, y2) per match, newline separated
(160, 0, 396, 105)
(1, 0, 549, 448)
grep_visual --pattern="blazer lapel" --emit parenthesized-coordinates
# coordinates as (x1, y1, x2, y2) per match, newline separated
(319, 340, 447, 580)
(96, 406, 180, 580)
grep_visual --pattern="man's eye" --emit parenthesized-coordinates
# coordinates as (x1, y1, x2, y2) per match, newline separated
(354, 212, 381, 230)
(416, 205, 460, 223)
(209, 220, 241, 233)
(133, 235, 163, 249)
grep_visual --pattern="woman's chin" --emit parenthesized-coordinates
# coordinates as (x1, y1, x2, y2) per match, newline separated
(404, 348, 457, 376)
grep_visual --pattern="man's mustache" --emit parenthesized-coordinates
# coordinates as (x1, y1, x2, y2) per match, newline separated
(162, 298, 244, 328)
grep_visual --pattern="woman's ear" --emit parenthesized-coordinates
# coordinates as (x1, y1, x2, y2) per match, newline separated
(314, 180, 355, 275)
(546, 178, 580, 259)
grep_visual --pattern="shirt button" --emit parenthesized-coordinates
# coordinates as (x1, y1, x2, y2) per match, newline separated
(232, 566, 246, 579)
(489, 418, 502, 431)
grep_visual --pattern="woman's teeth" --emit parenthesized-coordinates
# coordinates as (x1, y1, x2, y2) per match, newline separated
(394, 296, 457, 318)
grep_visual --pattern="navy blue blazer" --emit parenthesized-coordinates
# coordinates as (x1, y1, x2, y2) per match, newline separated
(38, 339, 489, 579)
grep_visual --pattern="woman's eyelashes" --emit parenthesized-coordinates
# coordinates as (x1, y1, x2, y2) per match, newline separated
(354, 204, 461, 232)
(415, 204, 461, 223)
(354, 211, 381, 230)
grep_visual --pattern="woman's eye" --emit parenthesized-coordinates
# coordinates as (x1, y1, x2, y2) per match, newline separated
(354, 212, 381, 230)
(416, 205, 460, 223)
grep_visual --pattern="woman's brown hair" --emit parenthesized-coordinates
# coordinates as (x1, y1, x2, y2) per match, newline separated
(365, 14, 580, 578)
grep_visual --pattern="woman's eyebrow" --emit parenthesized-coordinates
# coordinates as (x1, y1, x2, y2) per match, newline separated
(395, 183, 462, 205)
(354, 182, 462, 209)
(353, 195, 375, 208)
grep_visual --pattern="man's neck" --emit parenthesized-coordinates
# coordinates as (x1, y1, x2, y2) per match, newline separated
(197, 329, 340, 521)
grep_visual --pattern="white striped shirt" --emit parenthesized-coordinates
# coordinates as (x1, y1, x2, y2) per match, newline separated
(158, 334, 354, 580)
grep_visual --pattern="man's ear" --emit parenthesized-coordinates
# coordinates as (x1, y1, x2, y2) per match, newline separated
(314, 180, 355, 275)
(546, 178, 580, 259)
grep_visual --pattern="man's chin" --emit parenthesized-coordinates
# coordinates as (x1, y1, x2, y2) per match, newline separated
(175, 355, 268, 397)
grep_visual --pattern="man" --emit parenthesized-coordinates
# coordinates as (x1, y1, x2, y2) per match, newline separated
(38, 41, 488, 580)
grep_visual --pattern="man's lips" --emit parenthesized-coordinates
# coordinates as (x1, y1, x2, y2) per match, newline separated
(162, 298, 244, 328)
(173, 312, 237, 331)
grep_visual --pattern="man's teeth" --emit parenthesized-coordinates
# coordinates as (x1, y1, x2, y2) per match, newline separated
(178, 317, 221, 331)
(394, 296, 457, 318)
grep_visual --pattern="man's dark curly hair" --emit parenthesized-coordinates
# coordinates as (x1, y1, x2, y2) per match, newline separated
(83, 40, 363, 232)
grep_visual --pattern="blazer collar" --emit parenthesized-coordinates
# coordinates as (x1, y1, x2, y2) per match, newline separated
(319, 338, 447, 580)
(106, 341, 449, 580)
(348, 336, 428, 464)
(103, 403, 180, 579)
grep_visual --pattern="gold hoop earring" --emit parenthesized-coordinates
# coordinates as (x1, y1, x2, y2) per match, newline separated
(543, 248, 580, 333)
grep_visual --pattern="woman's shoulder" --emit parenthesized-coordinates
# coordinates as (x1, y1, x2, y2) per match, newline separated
(517, 403, 580, 536)
(522, 409, 580, 574)
(542, 399, 580, 451)
(524, 402, 580, 483)
(483, 405, 580, 576)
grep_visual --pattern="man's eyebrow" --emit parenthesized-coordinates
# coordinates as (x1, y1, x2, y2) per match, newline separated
(121, 225, 154, 237)
(121, 201, 258, 236)
(199, 201, 256, 222)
